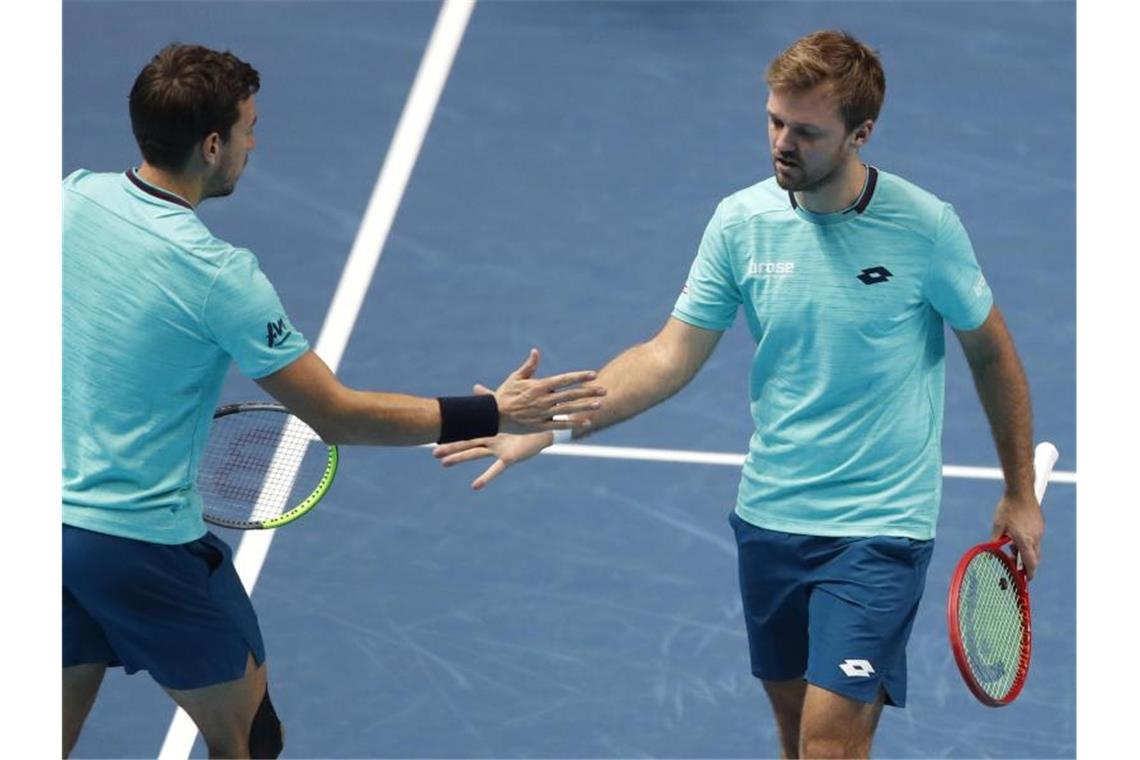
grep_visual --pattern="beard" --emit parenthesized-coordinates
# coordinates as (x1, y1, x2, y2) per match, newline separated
(773, 145, 848, 193)
(204, 182, 236, 200)
(201, 155, 246, 200)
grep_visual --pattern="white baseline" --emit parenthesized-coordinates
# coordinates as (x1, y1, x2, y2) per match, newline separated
(541, 442, 1077, 484)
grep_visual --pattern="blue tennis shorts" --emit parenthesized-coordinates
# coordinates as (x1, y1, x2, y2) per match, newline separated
(62, 524, 266, 690)
(730, 511, 933, 707)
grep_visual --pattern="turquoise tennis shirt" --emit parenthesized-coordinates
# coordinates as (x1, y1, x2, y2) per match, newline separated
(63, 169, 309, 544)
(673, 167, 993, 540)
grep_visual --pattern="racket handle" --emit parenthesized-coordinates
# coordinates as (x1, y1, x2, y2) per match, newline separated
(1033, 441, 1060, 504)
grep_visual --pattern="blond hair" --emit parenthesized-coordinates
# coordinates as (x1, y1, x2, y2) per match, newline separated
(766, 30, 886, 131)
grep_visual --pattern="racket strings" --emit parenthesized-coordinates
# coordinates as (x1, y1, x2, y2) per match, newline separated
(957, 552, 1029, 700)
(198, 411, 327, 526)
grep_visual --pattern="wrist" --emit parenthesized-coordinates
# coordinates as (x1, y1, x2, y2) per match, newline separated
(436, 395, 499, 443)
(1003, 483, 1037, 501)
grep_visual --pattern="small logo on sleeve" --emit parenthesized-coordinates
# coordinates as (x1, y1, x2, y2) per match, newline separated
(839, 659, 876, 678)
(973, 274, 988, 297)
(856, 266, 893, 285)
(266, 318, 293, 348)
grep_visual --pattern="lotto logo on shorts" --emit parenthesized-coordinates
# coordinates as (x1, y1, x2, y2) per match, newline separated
(839, 659, 876, 678)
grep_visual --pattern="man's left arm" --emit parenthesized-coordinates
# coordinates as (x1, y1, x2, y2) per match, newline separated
(955, 305, 1045, 579)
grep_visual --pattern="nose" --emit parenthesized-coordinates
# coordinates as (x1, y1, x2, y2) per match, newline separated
(772, 127, 796, 155)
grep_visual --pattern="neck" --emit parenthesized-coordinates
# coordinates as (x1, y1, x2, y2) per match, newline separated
(794, 157, 867, 214)
(136, 162, 204, 208)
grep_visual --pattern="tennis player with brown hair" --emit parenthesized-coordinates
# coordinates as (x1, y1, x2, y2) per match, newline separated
(63, 43, 604, 758)
(434, 30, 1043, 758)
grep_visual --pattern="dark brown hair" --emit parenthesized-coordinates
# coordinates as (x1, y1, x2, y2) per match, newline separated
(129, 44, 260, 171)
(766, 30, 886, 132)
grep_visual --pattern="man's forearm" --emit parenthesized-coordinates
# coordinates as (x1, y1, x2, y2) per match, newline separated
(319, 389, 442, 446)
(570, 339, 694, 440)
(968, 348, 1035, 497)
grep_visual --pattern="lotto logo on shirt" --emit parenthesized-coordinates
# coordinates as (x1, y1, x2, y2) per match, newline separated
(266, 317, 293, 348)
(748, 261, 795, 277)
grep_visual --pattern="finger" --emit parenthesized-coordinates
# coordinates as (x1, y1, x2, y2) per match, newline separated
(510, 348, 540, 380)
(536, 369, 599, 390)
(1021, 545, 1039, 581)
(472, 459, 508, 490)
(473, 383, 494, 395)
(440, 448, 494, 467)
(544, 385, 607, 406)
(544, 417, 593, 431)
(549, 399, 605, 417)
(1011, 536, 1039, 581)
(432, 439, 491, 458)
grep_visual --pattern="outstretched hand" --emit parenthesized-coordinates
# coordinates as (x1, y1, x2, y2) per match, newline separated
(433, 427, 553, 490)
(493, 348, 605, 434)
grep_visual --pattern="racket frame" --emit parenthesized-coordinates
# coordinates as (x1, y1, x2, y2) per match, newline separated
(202, 402, 339, 530)
(946, 535, 1032, 707)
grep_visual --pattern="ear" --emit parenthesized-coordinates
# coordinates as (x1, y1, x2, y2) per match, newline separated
(851, 120, 875, 149)
(201, 132, 222, 166)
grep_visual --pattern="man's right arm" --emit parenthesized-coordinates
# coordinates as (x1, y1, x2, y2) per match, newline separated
(257, 348, 605, 446)
(433, 317, 723, 489)
(565, 316, 722, 440)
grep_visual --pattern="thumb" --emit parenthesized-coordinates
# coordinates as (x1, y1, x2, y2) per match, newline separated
(473, 383, 493, 395)
(511, 348, 540, 379)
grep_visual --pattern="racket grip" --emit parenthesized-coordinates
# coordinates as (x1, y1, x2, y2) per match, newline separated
(1033, 442, 1060, 504)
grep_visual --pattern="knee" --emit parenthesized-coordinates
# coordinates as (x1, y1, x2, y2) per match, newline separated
(248, 688, 284, 759)
(800, 734, 867, 759)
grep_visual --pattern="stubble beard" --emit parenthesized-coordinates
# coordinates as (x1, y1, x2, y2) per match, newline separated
(773, 144, 850, 193)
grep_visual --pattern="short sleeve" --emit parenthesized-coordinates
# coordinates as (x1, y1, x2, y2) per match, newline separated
(202, 248, 310, 378)
(924, 205, 994, 330)
(672, 202, 741, 331)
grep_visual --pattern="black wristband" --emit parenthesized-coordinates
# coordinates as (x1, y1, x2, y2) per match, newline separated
(437, 395, 499, 443)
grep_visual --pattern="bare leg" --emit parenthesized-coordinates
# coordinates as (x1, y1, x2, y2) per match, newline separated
(163, 654, 274, 759)
(762, 677, 808, 759)
(63, 663, 107, 758)
(798, 683, 885, 759)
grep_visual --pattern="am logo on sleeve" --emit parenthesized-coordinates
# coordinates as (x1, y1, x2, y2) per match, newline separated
(266, 317, 293, 348)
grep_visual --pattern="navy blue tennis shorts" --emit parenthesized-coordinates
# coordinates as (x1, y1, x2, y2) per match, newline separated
(730, 511, 933, 707)
(62, 524, 266, 690)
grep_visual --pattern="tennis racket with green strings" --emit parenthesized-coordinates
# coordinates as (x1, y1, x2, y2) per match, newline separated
(197, 402, 338, 530)
(947, 441, 1059, 706)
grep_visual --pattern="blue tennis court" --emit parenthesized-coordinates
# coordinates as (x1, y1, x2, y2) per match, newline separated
(63, 1, 1075, 757)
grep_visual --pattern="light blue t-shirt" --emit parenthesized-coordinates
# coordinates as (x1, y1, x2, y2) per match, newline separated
(63, 169, 309, 544)
(673, 167, 993, 540)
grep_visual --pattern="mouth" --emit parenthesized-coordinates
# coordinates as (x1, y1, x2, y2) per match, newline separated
(774, 157, 800, 171)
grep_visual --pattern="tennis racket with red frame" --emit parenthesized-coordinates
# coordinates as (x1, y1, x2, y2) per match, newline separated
(947, 441, 1059, 706)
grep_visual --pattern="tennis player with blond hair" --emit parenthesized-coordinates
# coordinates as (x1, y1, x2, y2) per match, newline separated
(435, 30, 1043, 758)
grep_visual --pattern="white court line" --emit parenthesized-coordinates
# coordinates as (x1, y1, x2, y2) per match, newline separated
(158, 1, 477, 757)
(541, 442, 1078, 484)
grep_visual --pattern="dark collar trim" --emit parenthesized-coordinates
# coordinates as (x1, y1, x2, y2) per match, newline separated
(848, 165, 878, 214)
(787, 165, 879, 215)
(126, 169, 193, 210)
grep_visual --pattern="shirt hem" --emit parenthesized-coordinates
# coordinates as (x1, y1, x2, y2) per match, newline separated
(62, 509, 208, 546)
(733, 504, 936, 541)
